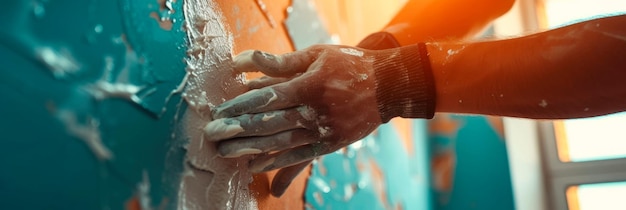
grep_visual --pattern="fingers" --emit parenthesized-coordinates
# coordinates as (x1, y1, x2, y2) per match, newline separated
(270, 160, 312, 197)
(249, 143, 328, 173)
(212, 82, 303, 119)
(246, 76, 291, 89)
(233, 49, 315, 77)
(207, 108, 308, 141)
(212, 87, 287, 119)
(217, 129, 318, 158)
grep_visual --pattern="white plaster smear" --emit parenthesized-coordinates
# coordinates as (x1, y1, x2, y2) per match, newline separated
(179, 0, 258, 209)
(261, 113, 276, 121)
(36, 46, 80, 79)
(203, 118, 245, 141)
(223, 148, 263, 158)
(57, 110, 112, 161)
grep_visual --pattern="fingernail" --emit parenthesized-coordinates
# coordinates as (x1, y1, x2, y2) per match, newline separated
(210, 106, 223, 119)
(250, 157, 276, 173)
(253, 51, 281, 70)
(233, 50, 254, 65)
(255, 50, 277, 61)
(220, 148, 262, 158)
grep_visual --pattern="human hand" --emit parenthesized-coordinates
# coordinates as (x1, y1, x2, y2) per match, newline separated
(204, 41, 434, 196)
(208, 45, 383, 168)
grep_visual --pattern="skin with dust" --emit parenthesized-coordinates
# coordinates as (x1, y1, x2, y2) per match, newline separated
(203, 118, 245, 140)
(222, 148, 263, 158)
(178, 0, 257, 209)
(339, 48, 364, 57)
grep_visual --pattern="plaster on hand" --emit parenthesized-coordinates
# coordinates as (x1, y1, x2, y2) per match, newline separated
(203, 118, 245, 141)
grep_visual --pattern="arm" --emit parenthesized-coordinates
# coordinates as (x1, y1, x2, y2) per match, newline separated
(205, 15, 626, 197)
(430, 15, 626, 118)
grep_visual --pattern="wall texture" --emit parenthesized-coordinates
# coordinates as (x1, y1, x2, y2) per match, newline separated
(0, 0, 188, 209)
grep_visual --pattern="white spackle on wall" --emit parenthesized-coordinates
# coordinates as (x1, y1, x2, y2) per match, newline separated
(36, 46, 81, 79)
(85, 51, 151, 106)
(57, 110, 112, 161)
(179, 0, 257, 209)
(137, 170, 154, 210)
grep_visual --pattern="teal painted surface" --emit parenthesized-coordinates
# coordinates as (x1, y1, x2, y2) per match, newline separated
(430, 115, 515, 210)
(305, 120, 432, 210)
(0, 0, 187, 209)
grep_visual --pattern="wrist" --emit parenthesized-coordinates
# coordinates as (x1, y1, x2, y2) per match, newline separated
(372, 43, 436, 122)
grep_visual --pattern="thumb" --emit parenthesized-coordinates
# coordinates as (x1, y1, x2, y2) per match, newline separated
(270, 160, 312, 197)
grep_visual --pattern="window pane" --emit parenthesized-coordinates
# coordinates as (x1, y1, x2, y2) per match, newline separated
(555, 112, 626, 162)
(567, 181, 626, 210)
(545, 0, 626, 28)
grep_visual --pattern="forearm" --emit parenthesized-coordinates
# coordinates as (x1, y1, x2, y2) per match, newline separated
(427, 15, 626, 119)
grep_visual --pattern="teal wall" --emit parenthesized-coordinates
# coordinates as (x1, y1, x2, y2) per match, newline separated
(303, 115, 515, 210)
(0, 1, 187, 209)
(306, 120, 432, 210)
(430, 115, 515, 210)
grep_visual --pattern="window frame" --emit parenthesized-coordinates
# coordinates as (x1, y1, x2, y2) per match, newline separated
(538, 121, 626, 210)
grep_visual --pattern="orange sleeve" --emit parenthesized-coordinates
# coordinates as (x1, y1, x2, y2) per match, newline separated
(383, 0, 516, 45)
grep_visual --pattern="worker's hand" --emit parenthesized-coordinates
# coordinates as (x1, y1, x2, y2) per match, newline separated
(203, 37, 434, 197)
(207, 44, 383, 171)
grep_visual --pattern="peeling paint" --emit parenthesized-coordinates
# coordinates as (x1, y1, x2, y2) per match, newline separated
(151, 0, 177, 31)
(150, 12, 174, 31)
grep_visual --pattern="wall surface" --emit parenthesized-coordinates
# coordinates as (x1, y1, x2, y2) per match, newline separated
(0, 0, 188, 209)
(0, 0, 517, 209)
(429, 114, 515, 210)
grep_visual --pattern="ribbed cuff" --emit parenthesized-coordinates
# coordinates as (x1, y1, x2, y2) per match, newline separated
(373, 43, 436, 122)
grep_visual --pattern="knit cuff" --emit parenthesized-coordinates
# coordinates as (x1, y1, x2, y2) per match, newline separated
(373, 43, 436, 122)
